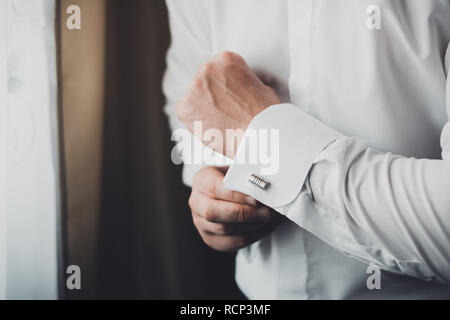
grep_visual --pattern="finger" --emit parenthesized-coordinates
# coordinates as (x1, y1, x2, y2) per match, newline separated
(212, 51, 248, 66)
(223, 216, 282, 250)
(195, 209, 283, 252)
(193, 213, 268, 236)
(194, 167, 257, 206)
(200, 220, 279, 253)
(199, 232, 249, 253)
(192, 192, 271, 223)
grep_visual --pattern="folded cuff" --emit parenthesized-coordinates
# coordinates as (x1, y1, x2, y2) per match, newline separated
(223, 103, 343, 209)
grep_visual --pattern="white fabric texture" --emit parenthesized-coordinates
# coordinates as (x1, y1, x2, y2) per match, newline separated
(0, 0, 8, 301)
(0, 0, 58, 299)
(165, 0, 450, 299)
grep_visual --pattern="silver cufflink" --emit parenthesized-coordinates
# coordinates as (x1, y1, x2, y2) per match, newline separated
(249, 174, 269, 190)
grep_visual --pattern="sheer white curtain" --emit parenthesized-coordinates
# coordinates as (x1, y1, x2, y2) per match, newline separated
(0, 0, 8, 301)
(0, 0, 59, 299)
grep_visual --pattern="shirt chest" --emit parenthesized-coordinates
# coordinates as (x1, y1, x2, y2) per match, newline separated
(209, 0, 450, 157)
(210, 0, 450, 87)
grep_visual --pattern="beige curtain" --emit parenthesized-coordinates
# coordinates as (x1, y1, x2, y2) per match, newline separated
(58, 0, 105, 299)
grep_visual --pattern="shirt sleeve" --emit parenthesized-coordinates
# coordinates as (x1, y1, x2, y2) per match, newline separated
(163, 0, 213, 186)
(224, 43, 450, 285)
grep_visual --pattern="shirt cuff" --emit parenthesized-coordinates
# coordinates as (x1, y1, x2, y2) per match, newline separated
(223, 103, 343, 209)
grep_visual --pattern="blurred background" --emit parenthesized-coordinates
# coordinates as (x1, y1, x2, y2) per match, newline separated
(59, 0, 244, 299)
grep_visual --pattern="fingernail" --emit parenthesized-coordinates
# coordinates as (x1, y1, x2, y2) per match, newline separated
(256, 207, 271, 220)
(245, 196, 257, 206)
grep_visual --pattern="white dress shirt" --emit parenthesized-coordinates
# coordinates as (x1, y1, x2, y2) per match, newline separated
(164, 0, 450, 299)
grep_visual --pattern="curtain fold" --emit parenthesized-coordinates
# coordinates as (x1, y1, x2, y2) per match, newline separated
(96, 0, 243, 299)
(58, 0, 106, 299)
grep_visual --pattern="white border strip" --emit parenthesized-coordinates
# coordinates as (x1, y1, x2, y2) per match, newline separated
(0, 0, 9, 300)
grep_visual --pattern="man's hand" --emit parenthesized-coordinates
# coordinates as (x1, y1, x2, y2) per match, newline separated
(175, 51, 281, 158)
(189, 166, 282, 252)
